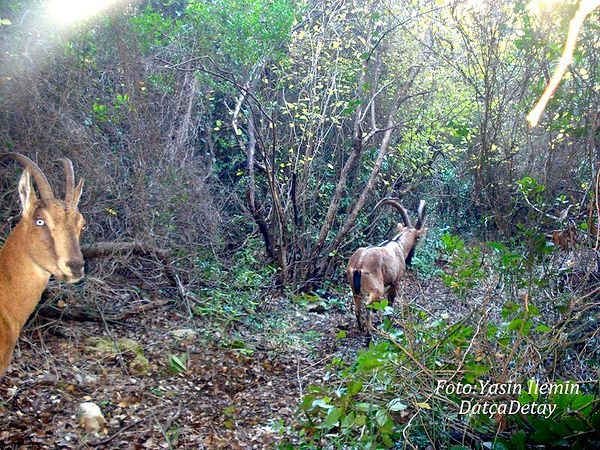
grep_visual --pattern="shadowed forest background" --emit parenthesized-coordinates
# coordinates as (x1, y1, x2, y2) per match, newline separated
(0, 0, 598, 448)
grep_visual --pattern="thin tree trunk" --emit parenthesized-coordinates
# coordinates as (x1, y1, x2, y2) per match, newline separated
(246, 110, 274, 259)
(312, 67, 420, 280)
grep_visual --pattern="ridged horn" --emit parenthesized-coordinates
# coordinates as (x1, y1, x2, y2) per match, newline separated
(1, 152, 55, 200)
(58, 158, 75, 206)
(416, 200, 426, 229)
(373, 197, 412, 228)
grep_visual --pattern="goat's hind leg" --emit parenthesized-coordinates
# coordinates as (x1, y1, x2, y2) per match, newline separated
(387, 285, 397, 306)
(352, 294, 364, 331)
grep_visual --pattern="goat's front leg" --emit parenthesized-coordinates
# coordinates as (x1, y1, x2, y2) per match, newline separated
(365, 291, 382, 334)
(365, 309, 373, 335)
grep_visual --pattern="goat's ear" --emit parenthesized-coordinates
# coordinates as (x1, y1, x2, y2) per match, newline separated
(18, 169, 37, 215)
(417, 227, 429, 237)
(396, 223, 405, 232)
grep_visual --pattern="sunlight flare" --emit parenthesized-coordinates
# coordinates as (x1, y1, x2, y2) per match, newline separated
(526, 0, 600, 127)
(527, 0, 563, 15)
(46, 0, 120, 25)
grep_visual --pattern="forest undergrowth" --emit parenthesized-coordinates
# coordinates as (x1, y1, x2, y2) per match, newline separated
(0, 231, 596, 449)
(0, 241, 461, 449)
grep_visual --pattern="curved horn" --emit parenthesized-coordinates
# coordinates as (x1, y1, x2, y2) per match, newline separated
(58, 158, 75, 205)
(1, 152, 54, 200)
(373, 197, 412, 228)
(416, 199, 426, 229)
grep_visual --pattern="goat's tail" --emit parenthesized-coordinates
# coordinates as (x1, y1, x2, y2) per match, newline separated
(352, 270, 362, 295)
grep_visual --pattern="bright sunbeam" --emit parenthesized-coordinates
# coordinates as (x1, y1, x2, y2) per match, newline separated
(526, 0, 600, 127)
(46, 0, 120, 25)
(527, 0, 563, 14)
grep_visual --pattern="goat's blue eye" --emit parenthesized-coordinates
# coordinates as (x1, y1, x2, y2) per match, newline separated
(35, 219, 45, 226)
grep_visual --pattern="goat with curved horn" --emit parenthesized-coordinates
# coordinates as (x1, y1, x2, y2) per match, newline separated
(373, 198, 412, 228)
(416, 200, 426, 230)
(0, 153, 87, 375)
(58, 157, 84, 207)
(59, 158, 75, 204)
(1, 152, 55, 200)
(347, 199, 428, 333)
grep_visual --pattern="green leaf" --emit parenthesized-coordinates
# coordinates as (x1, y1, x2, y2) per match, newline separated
(527, 304, 540, 316)
(508, 318, 523, 331)
(356, 354, 383, 371)
(347, 380, 363, 396)
(355, 402, 377, 412)
(340, 411, 356, 429)
(336, 330, 347, 339)
(382, 433, 393, 446)
(522, 320, 534, 336)
(375, 409, 391, 427)
(168, 353, 188, 374)
(299, 395, 315, 411)
(548, 421, 573, 438)
(388, 398, 408, 412)
(527, 379, 539, 401)
(509, 430, 527, 450)
(465, 363, 490, 376)
(223, 405, 236, 416)
(367, 298, 388, 310)
(322, 407, 342, 429)
(570, 393, 595, 412)
(563, 416, 590, 433)
(312, 398, 333, 410)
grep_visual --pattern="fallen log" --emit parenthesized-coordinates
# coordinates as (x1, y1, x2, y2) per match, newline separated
(32, 242, 181, 323)
(81, 241, 169, 259)
(82, 241, 178, 287)
(36, 299, 170, 323)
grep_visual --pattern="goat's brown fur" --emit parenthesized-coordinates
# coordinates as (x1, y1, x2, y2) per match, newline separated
(347, 199, 427, 332)
(0, 153, 86, 375)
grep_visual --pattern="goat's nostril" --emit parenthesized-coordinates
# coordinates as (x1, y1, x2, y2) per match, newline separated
(66, 259, 84, 274)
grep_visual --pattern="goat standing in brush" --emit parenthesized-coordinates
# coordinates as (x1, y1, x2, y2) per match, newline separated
(347, 199, 427, 332)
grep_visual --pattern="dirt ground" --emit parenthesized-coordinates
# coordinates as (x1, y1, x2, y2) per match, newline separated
(0, 272, 458, 449)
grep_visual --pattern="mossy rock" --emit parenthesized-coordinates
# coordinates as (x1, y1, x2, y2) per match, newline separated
(117, 338, 144, 356)
(85, 336, 117, 356)
(129, 354, 151, 376)
(86, 337, 149, 374)
(86, 337, 144, 357)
